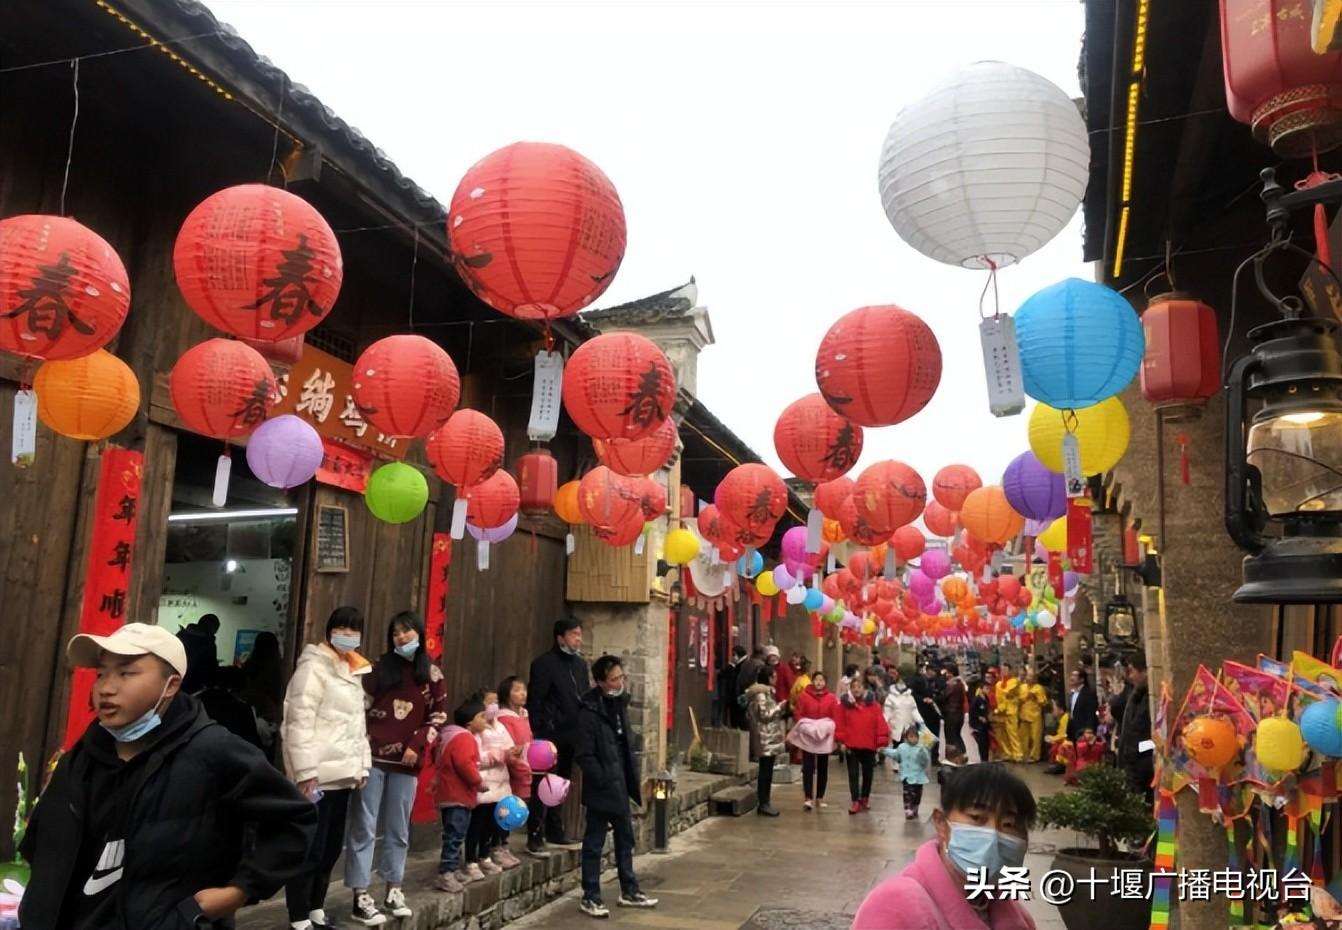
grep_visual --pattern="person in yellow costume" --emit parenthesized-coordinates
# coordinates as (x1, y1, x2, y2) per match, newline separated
(994, 663, 1024, 762)
(984, 667, 1005, 760)
(1019, 670, 1050, 762)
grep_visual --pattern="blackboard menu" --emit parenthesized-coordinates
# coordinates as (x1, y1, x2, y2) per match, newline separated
(315, 505, 349, 573)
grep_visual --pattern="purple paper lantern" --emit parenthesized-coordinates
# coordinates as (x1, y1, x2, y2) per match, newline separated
(467, 513, 519, 543)
(537, 774, 570, 807)
(921, 549, 952, 580)
(773, 563, 797, 591)
(246, 414, 323, 489)
(1003, 451, 1068, 522)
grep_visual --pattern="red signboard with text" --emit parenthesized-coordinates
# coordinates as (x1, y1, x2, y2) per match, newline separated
(315, 438, 374, 493)
(425, 533, 452, 662)
(1066, 499, 1094, 575)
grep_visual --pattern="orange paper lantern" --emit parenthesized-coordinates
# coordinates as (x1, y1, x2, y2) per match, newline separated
(814, 305, 942, 427)
(352, 335, 460, 438)
(552, 479, 585, 524)
(822, 518, 847, 544)
(932, 464, 982, 511)
(562, 332, 676, 441)
(174, 185, 342, 342)
(517, 450, 559, 517)
(467, 468, 521, 529)
(579, 466, 643, 530)
(33, 349, 139, 440)
(855, 460, 927, 533)
(959, 486, 1025, 546)
(715, 463, 788, 534)
(0, 215, 130, 361)
(447, 142, 625, 321)
(593, 417, 678, 476)
(773, 393, 863, 483)
(169, 338, 277, 439)
(941, 576, 970, 604)
(428, 409, 504, 488)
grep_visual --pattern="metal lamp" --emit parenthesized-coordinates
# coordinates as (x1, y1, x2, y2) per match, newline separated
(1104, 597, 1139, 645)
(650, 770, 676, 852)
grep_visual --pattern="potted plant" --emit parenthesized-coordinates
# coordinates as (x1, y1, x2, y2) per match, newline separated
(1035, 764, 1154, 930)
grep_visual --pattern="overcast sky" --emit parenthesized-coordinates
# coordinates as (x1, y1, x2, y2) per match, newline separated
(205, 0, 1090, 491)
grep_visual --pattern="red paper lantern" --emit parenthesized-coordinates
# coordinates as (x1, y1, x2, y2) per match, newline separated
(517, 450, 559, 517)
(593, 418, 678, 476)
(923, 500, 958, 538)
(932, 464, 982, 511)
(847, 551, 875, 581)
(698, 504, 726, 543)
(1220, 0, 1342, 156)
(960, 486, 1025, 546)
(467, 469, 520, 528)
(174, 185, 342, 342)
(814, 305, 942, 427)
(447, 142, 626, 321)
(773, 393, 863, 483)
(892, 525, 927, 563)
(635, 477, 668, 521)
(352, 335, 460, 438)
(715, 463, 788, 534)
(679, 484, 696, 520)
(854, 460, 926, 533)
(428, 409, 504, 488)
(1140, 293, 1220, 410)
(838, 495, 891, 547)
(594, 511, 646, 547)
(579, 466, 643, 529)
(719, 516, 774, 550)
(243, 334, 305, 367)
(997, 575, 1022, 602)
(0, 215, 130, 360)
(814, 476, 855, 517)
(563, 332, 676, 441)
(169, 338, 277, 439)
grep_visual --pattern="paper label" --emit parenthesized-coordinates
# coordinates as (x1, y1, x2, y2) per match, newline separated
(979, 316, 1026, 417)
(884, 546, 897, 578)
(565, 532, 576, 555)
(212, 454, 232, 507)
(1062, 433, 1086, 497)
(634, 533, 646, 556)
(806, 508, 823, 553)
(527, 350, 564, 442)
(450, 497, 468, 540)
(11, 389, 36, 468)
(477, 540, 490, 572)
(826, 552, 837, 573)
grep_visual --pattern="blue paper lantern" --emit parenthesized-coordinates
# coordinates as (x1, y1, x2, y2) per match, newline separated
(494, 794, 529, 831)
(737, 551, 764, 578)
(1002, 451, 1068, 522)
(1014, 278, 1143, 409)
(1301, 699, 1342, 757)
(803, 587, 824, 611)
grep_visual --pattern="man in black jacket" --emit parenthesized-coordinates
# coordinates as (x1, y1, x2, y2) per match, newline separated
(1065, 668, 1100, 742)
(20, 623, 315, 930)
(526, 616, 591, 854)
(1117, 653, 1154, 803)
(575, 655, 657, 919)
(911, 664, 945, 764)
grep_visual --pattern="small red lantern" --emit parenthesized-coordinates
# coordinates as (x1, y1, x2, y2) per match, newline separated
(892, 525, 927, 564)
(174, 185, 343, 342)
(517, 450, 559, 517)
(814, 476, 855, 517)
(169, 338, 277, 439)
(923, 500, 958, 538)
(697, 503, 726, 543)
(467, 468, 521, 529)
(1123, 525, 1141, 567)
(1140, 293, 1220, 411)
(593, 418, 678, 476)
(838, 495, 891, 547)
(932, 464, 982, 511)
(679, 484, 696, 521)
(0, 215, 130, 361)
(562, 332, 677, 441)
(814, 305, 942, 427)
(352, 335, 461, 438)
(634, 477, 668, 521)
(579, 466, 643, 530)
(855, 460, 926, 533)
(447, 142, 626, 321)
(773, 393, 864, 483)
(715, 463, 788, 534)
(428, 409, 504, 488)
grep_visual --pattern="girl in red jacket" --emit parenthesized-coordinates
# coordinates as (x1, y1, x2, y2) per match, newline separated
(836, 676, 890, 814)
(787, 671, 839, 811)
(431, 699, 487, 893)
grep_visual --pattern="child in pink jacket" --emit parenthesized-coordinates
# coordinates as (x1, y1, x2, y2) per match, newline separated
(495, 676, 533, 867)
(471, 688, 521, 877)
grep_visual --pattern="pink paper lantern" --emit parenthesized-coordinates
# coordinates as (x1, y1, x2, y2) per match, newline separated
(537, 773, 571, 807)
(527, 739, 558, 772)
(920, 549, 952, 580)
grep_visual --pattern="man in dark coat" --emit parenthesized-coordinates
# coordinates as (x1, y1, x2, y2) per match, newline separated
(1117, 653, 1153, 802)
(939, 665, 968, 756)
(735, 645, 765, 731)
(911, 663, 945, 764)
(575, 655, 657, 918)
(21, 623, 314, 930)
(177, 613, 220, 694)
(526, 616, 591, 854)
(1065, 668, 1100, 742)
(718, 645, 747, 728)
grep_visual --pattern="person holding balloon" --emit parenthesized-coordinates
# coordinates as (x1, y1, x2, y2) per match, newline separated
(495, 676, 536, 867)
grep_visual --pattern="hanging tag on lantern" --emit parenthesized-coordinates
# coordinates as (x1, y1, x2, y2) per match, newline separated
(565, 532, 575, 555)
(1062, 433, 1085, 498)
(806, 508, 823, 553)
(710, 545, 720, 565)
(827, 551, 837, 573)
(477, 540, 491, 572)
(884, 546, 897, 578)
(11, 389, 36, 468)
(212, 454, 231, 507)
(979, 315, 1025, 417)
(527, 350, 564, 443)
(1066, 499, 1094, 573)
(450, 497, 468, 540)
(990, 550, 1005, 572)
(634, 534, 646, 556)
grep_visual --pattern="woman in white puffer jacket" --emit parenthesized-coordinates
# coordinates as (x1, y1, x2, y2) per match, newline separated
(883, 679, 924, 752)
(281, 607, 374, 930)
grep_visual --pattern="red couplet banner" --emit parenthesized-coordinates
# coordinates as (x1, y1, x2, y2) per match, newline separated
(63, 446, 144, 749)
(425, 533, 452, 662)
(1066, 499, 1094, 575)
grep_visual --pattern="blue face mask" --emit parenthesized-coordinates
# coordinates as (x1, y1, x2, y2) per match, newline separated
(103, 680, 172, 743)
(945, 823, 1028, 883)
(395, 640, 419, 659)
(330, 633, 361, 653)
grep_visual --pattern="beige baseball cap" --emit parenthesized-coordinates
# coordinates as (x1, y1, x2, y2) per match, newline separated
(68, 623, 189, 677)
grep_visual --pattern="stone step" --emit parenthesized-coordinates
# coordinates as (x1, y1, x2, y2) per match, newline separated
(710, 785, 758, 817)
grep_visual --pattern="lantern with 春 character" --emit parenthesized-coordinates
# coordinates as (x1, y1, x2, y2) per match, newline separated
(1141, 293, 1220, 412)
(773, 393, 864, 482)
(594, 418, 677, 476)
(815, 305, 941, 427)
(365, 462, 429, 524)
(170, 338, 277, 439)
(715, 463, 788, 535)
(517, 450, 559, 518)
(855, 460, 926, 533)
(839, 496, 890, 547)
(351, 335, 460, 438)
(33, 349, 139, 441)
(634, 477, 668, 521)
(563, 332, 676, 441)
(428, 409, 504, 488)
(245, 414, 323, 489)
(697, 504, 727, 545)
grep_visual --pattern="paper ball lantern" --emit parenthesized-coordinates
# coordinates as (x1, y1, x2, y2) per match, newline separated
(932, 464, 981, 511)
(428, 409, 504, 488)
(1256, 717, 1306, 772)
(365, 462, 429, 524)
(170, 338, 277, 439)
(1300, 700, 1342, 757)
(815, 305, 941, 427)
(553, 480, 585, 524)
(0, 215, 130, 360)
(594, 418, 678, 476)
(921, 549, 952, 580)
(774, 393, 864, 482)
(467, 469, 520, 529)
(1035, 609, 1057, 629)
(922, 500, 958, 538)
(1037, 518, 1068, 553)
(715, 463, 788, 534)
(814, 476, 855, 517)
(960, 486, 1025, 546)
(517, 450, 559, 517)
(538, 773, 570, 807)
(942, 576, 970, 603)
(494, 794, 529, 831)
(892, 525, 926, 563)
(633, 477, 667, 521)
(838, 495, 891, 547)
(594, 513, 647, 547)
(579, 466, 643, 530)
(855, 460, 926, 533)
(563, 332, 676, 441)
(174, 185, 342, 342)
(756, 571, 780, 596)
(245, 414, 323, 489)
(877, 61, 1088, 269)
(1015, 279, 1143, 409)
(1003, 451, 1068, 522)
(468, 514, 518, 543)
(697, 503, 727, 544)
(447, 142, 625, 320)
(527, 739, 558, 772)
(1029, 398, 1130, 476)
(822, 518, 847, 545)
(351, 335, 460, 438)
(1182, 715, 1239, 770)
(32, 349, 139, 441)
(664, 528, 700, 566)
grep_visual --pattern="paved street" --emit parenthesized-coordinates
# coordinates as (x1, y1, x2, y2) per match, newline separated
(508, 762, 1071, 930)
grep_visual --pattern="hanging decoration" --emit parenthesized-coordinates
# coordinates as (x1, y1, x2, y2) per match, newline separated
(773, 393, 864, 482)
(578, 465, 643, 530)
(517, 450, 559, 518)
(1140, 293, 1220, 411)
(1002, 450, 1068, 522)
(466, 468, 521, 529)
(634, 476, 668, 521)
(593, 417, 678, 476)
(365, 461, 429, 524)
(715, 463, 788, 536)
(838, 495, 891, 547)
(1028, 398, 1130, 475)
(428, 409, 505, 488)
(562, 331, 676, 441)
(813, 475, 856, 518)
(552, 480, 585, 524)
(664, 528, 701, 566)
(174, 184, 343, 342)
(854, 460, 926, 533)
(892, 525, 926, 563)
(351, 335, 460, 438)
(32, 349, 139, 441)
(931, 464, 981, 511)
(814, 305, 942, 427)
(245, 414, 323, 489)
(922, 499, 958, 538)
(959, 485, 1025, 546)
(169, 338, 277, 439)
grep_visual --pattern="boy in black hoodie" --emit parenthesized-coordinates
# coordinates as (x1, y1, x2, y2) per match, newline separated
(20, 622, 316, 930)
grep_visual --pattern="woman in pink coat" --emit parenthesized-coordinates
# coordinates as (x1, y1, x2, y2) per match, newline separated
(852, 763, 1037, 930)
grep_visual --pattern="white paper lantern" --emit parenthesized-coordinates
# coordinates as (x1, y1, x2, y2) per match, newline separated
(877, 61, 1090, 269)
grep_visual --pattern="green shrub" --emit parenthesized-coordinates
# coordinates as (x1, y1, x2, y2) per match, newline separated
(1035, 764, 1152, 858)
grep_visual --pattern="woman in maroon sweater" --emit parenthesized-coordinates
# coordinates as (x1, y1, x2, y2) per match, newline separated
(344, 612, 447, 924)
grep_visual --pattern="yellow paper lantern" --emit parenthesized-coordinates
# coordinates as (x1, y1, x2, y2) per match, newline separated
(1256, 716, 1305, 772)
(1028, 397, 1130, 475)
(861, 618, 877, 636)
(33, 349, 140, 441)
(1182, 715, 1239, 770)
(756, 571, 780, 597)
(1037, 517, 1068, 552)
(663, 528, 701, 566)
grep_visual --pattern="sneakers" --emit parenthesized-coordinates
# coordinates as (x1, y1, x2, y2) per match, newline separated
(818, 800, 829, 808)
(848, 801, 862, 815)
(756, 803, 780, 817)
(461, 862, 486, 882)
(309, 910, 344, 930)
(905, 809, 918, 820)
(859, 797, 871, 811)
(383, 887, 412, 918)
(803, 799, 814, 811)
(548, 832, 582, 848)
(351, 893, 387, 926)
(618, 892, 659, 908)
(494, 847, 521, 869)
(432, 872, 465, 893)
(479, 857, 503, 875)
(526, 837, 552, 858)
(580, 897, 610, 919)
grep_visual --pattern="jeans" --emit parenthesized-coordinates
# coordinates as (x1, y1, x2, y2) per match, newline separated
(438, 806, 470, 874)
(846, 749, 875, 802)
(466, 803, 497, 862)
(581, 807, 639, 901)
(345, 767, 417, 888)
(285, 788, 350, 921)
(530, 741, 575, 842)
(801, 751, 829, 800)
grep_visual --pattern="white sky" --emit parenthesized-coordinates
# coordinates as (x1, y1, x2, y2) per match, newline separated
(204, 0, 1090, 489)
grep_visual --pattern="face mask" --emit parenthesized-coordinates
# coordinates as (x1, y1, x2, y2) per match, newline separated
(945, 823, 1028, 883)
(330, 633, 361, 653)
(395, 640, 419, 659)
(103, 679, 172, 743)
(559, 644, 578, 656)
(485, 702, 500, 721)
(605, 687, 625, 698)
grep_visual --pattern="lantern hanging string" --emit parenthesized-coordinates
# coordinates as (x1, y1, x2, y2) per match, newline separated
(59, 59, 80, 217)
(407, 226, 420, 328)
(1061, 408, 1079, 435)
(265, 73, 288, 187)
(977, 257, 1000, 320)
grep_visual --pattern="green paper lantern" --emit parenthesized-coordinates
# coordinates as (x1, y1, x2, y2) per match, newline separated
(365, 462, 428, 524)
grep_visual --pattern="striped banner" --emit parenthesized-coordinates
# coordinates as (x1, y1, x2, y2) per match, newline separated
(1149, 790, 1177, 930)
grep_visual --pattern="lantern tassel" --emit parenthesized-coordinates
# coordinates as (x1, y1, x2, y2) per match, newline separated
(1317, 203, 1333, 274)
